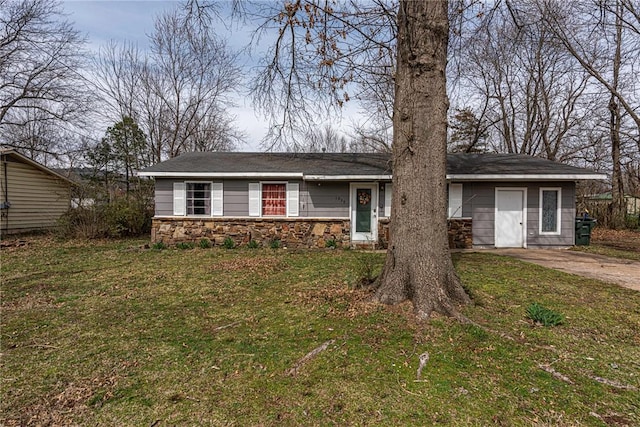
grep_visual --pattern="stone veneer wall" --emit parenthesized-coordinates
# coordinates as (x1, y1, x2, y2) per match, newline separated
(448, 218, 473, 249)
(152, 217, 352, 249)
(151, 217, 472, 249)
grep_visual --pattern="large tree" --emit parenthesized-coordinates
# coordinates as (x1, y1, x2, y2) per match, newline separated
(250, 0, 470, 319)
(251, 0, 397, 147)
(93, 4, 242, 163)
(539, 0, 640, 228)
(456, 3, 598, 162)
(0, 0, 91, 163)
(100, 117, 147, 194)
(372, 0, 470, 319)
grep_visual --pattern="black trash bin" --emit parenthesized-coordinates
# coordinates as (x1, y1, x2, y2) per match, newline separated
(575, 218, 596, 246)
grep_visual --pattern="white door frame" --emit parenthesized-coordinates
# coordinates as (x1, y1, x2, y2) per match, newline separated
(350, 183, 378, 243)
(495, 187, 527, 248)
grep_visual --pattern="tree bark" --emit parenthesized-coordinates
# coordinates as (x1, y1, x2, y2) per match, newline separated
(373, 0, 470, 320)
(609, 1, 626, 229)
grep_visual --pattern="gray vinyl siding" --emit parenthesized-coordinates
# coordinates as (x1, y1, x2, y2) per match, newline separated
(463, 183, 496, 246)
(154, 178, 351, 218)
(223, 180, 249, 216)
(302, 182, 349, 217)
(459, 181, 576, 247)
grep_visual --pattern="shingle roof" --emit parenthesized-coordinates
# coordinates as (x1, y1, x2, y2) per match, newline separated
(1, 149, 75, 185)
(140, 152, 390, 175)
(138, 152, 605, 181)
(445, 153, 605, 179)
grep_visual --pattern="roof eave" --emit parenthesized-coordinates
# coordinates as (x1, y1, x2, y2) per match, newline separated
(138, 171, 607, 182)
(446, 173, 608, 181)
(304, 174, 392, 181)
(137, 171, 305, 178)
(1, 149, 76, 185)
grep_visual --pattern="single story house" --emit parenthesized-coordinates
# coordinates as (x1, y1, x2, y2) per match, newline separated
(1, 149, 74, 235)
(138, 152, 606, 249)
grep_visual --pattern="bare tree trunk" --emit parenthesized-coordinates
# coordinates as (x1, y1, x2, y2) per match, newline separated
(374, 0, 470, 320)
(609, 1, 626, 229)
(610, 95, 625, 228)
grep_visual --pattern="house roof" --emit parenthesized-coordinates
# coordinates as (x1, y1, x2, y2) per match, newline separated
(445, 153, 606, 181)
(138, 152, 606, 181)
(1, 149, 75, 185)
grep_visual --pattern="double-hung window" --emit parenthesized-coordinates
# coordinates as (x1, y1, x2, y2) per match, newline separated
(249, 182, 299, 217)
(262, 183, 287, 216)
(173, 181, 223, 216)
(540, 187, 561, 234)
(187, 183, 211, 215)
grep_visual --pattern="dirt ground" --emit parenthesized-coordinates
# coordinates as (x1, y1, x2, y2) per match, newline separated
(485, 229, 640, 291)
(590, 227, 640, 252)
(488, 248, 640, 291)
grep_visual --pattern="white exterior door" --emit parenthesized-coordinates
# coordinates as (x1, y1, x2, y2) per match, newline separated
(351, 183, 378, 243)
(495, 189, 526, 248)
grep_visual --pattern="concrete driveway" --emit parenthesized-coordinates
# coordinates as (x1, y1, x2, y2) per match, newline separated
(483, 249, 640, 291)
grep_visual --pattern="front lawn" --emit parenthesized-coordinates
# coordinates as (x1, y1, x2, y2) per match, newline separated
(2, 238, 639, 426)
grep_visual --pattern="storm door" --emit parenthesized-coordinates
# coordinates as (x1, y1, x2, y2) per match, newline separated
(350, 183, 378, 242)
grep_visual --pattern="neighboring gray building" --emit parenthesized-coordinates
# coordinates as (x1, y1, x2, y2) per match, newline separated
(139, 152, 606, 249)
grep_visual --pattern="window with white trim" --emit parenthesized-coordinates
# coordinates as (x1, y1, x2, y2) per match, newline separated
(262, 183, 286, 216)
(540, 187, 561, 234)
(173, 181, 223, 217)
(186, 182, 211, 215)
(248, 182, 299, 217)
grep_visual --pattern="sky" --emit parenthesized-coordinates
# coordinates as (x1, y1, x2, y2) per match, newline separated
(61, 1, 273, 151)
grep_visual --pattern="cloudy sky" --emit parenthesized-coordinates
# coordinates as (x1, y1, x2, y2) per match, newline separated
(63, 1, 175, 48)
(61, 1, 275, 151)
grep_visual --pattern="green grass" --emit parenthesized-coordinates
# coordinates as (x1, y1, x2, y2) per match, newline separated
(2, 238, 639, 426)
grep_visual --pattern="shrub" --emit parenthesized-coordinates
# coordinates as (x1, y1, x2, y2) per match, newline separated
(176, 242, 195, 250)
(223, 237, 235, 249)
(199, 238, 212, 249)
(353, 251, 381, 288)
(270, 239, 281, 249)
(247, 240, 259, 249)
(625, 214, 639, 230)
(152, 242, 167, 250)
(103, 197, 153, 237)
(57, 194, 153, 239)
(57, 207, 108, 239)
(325, 238, 338, 249)
(526, 303, 564, 326)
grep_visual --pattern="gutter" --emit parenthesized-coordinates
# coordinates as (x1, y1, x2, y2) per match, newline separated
(446, 173, 608, 181)
(139, 171, 607, 182)
(137, 172, 305, 179)
(304, 174, 392, 181)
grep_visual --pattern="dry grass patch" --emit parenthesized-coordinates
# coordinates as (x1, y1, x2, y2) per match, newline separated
(574, 227, 640, 261)
(2, 237, 639, 426)
(211, 254, 284, 274)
